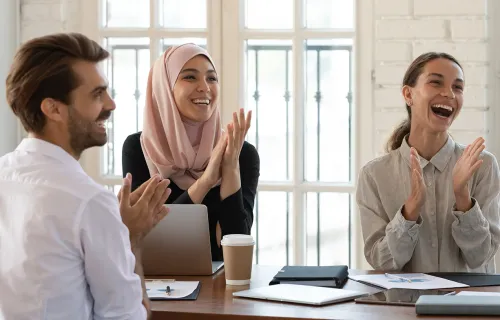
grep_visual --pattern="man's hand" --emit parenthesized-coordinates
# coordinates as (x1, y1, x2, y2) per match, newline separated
(118, 173, 171, 244)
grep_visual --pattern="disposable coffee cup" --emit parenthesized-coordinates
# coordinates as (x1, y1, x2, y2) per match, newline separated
(221, 234, 255, 285)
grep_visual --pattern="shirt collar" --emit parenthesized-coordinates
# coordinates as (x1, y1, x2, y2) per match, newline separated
(399, 134, 455, 172)
(16, 138, 85, 173)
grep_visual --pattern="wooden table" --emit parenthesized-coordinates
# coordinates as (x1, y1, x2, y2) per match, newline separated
(151, 265, 500, 320)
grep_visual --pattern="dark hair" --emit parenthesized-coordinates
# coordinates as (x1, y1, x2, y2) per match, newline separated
(6, 32, 109, 134)
(385, 52, 463, 152)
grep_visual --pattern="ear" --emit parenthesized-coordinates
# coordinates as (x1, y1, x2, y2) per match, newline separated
(401, 85, 413, 106)
(40, 98, 66, 123)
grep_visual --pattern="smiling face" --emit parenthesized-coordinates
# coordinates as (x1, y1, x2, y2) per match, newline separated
(173, 55, 219, 122)
(402, 57, 464, 133)
(48, 60, 115, 156)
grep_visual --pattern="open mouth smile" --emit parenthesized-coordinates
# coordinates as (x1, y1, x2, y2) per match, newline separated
(430, 104, 454, 119)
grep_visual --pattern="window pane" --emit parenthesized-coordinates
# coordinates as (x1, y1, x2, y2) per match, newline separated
(160, 0, 206, 28)
(306, 0, 354, 29)
(103, 38, 150, 177)
(245, 0, 293, 29)
(245, 40, 293, 182)
(103, 0, 149, 28)
(306, 193, 350, 266)
(160, 38, 207, 56)
(305, 39, 352, 183)
(252, 192, 292, 265)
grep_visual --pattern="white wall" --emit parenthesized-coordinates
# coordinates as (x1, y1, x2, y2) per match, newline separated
(0, 0, 20, 156)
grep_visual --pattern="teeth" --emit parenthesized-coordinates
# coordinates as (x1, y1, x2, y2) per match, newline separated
(192, 99, 210, 105)
(96, 120, 106, 128)
(432, 104, 453, 112)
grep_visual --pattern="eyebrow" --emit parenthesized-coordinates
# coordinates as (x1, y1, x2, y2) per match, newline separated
(90, 85, 108, 95)
(179, 68, 216, 74)
(428, 72, 464, 83)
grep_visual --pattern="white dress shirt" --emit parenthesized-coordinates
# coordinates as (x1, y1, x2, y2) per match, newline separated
(0, 138, 146, 320)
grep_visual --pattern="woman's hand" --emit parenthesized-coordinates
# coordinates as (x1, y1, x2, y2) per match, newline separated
(220, 108, 252, 200)
(452, 137, 485, 211)
(199, 132, 228, 188)
(403, 147, 426, 221)
(222, 108, 252, 171)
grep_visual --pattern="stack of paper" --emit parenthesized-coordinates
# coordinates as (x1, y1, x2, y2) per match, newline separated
(349, 273, 469, 290)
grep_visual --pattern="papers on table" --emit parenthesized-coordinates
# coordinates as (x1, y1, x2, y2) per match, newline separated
(349, 273, 469, 290)
(145, 280, 199, 299)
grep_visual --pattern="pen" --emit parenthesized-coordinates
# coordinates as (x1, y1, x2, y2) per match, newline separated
(166, 286, 171, 296)
(384, 273, 412, 283)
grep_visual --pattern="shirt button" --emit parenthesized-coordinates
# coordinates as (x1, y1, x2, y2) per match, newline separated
(427, 182, 432, 187)
(432, 243, 436, 248)
(431, 212, 435, 216)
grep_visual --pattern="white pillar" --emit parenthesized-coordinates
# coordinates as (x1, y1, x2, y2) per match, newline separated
(0, 0, 20, 156)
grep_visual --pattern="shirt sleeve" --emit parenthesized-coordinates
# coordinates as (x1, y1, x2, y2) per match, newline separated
(451, 152, 500, 270)
(77, 191, 147, 320)
(356, 166, 422, 271)
(219, 142, 260, 235)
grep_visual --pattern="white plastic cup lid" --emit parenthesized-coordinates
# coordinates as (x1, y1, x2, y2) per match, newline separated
(221, 234, 255, 246)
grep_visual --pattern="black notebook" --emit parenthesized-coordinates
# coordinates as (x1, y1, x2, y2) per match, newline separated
(427, 272, 500, 287)
(269, 265, 349, 289)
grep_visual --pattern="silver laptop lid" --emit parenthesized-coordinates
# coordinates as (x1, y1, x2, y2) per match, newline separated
(141, 204, 216, 276)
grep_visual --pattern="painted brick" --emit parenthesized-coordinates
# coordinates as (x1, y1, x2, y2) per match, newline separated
(413, 42, 488, 62)
(462, 64, 488, 86)
(21, 3, 51, 21)
(375, 0, 411, 16)
(21, 21, 64, 42)
(414, 0, 487, 16)
(464, 87, 487, 107)
(377, 20, 447, 40)
(375, 42, 412, 62)
(375, 65, 408, 85)
(450, 19, 487, 40)
(374, 87, 405, 108)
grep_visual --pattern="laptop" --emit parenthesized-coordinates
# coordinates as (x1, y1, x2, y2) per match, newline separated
(141, 204, 224, 276)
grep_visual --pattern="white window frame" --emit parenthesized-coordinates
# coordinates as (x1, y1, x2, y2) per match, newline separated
(80, 0, 374, 269)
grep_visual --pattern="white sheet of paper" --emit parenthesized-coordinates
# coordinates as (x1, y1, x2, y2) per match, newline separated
(456, 291, 500, 297)
(349, 273, 469, 290)
(145, 280, 199, 299)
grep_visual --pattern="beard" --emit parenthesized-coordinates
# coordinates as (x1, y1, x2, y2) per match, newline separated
(67, 106, 111, 157)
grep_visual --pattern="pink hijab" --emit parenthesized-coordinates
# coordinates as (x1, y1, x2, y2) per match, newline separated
(140, 44, 222, 190)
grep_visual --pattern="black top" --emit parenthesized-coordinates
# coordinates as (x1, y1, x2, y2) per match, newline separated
(122, 132, 260, 261)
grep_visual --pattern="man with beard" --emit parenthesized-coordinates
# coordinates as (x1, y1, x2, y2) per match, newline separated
(0, 33, 170, 319)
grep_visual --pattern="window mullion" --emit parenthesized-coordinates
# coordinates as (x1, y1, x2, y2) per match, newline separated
(292, 0, 305, 266)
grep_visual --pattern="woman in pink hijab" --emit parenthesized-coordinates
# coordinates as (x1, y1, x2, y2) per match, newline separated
(122, 43, 260, 261)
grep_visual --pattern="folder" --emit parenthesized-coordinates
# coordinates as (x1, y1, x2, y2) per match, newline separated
(269, 265, 348, 288)
(427, 272, 500, 287)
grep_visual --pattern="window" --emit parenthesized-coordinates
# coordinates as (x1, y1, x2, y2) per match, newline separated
(82, 0, 358, 267)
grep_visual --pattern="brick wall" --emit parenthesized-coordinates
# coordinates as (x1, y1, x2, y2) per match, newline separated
(21, 0, 80, 42)
(373, 0, 489, 156)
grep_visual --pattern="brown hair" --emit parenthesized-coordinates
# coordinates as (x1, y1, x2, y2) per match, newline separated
(6, 32, 109, 134)
(385, 52, 463, 152)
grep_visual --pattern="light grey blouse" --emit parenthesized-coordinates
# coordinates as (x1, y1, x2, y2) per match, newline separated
(356, 135, 500, 273)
